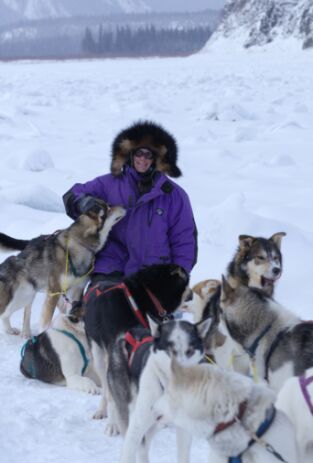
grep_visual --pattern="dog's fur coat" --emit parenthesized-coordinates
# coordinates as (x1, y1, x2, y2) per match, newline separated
(276, 367, 313, 463)
(155, 359, 299, 463)
(0, 202, 125, 337)
(20, 302, 100, 394)
(220, 278, 313, 392)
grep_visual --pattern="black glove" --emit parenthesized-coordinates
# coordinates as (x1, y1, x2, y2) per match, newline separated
(78, 196, 103, 215)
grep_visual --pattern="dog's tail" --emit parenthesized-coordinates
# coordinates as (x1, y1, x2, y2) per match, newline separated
(0, 232, 29, 251)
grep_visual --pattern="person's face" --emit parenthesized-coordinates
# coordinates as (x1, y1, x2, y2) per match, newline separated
(133, 148, 155, 173)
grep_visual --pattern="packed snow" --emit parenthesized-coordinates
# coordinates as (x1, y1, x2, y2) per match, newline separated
(1, 39, 313, 462)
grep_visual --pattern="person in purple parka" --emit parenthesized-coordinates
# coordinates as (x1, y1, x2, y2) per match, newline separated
(63, 120, 198, 288)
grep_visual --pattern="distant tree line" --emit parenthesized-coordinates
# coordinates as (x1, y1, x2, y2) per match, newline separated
(82, 25, 212, 56)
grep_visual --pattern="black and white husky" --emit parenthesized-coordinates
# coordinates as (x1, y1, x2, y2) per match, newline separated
(20, 302, 100, 394)
(220, 277, 313, 392)
(83, 263, 190, 420)
(114, 317, 212, 463)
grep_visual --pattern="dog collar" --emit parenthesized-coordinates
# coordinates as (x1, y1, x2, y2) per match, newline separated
(144, 286, 168, 320)
(214, 401, 247, 435)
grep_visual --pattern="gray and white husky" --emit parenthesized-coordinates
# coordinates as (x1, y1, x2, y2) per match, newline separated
(220, 277, 313, 392)
(0, 202, 125, 337)
(155, 359, 299, 463)
(108, 317, 212, 463)
(227, 232, 286, 297)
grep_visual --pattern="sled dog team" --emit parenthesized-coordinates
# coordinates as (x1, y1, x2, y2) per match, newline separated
(0, 226, 313, 463)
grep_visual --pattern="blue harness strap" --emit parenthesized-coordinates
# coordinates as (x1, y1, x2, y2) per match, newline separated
(52, 328, 89, 375)
(229, 406, 277, 463)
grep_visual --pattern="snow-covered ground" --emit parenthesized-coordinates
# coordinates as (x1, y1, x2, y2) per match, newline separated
(1, 39, 313, 462)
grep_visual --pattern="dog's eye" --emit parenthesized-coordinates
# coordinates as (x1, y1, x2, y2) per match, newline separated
(172, 348, 178, 356)
(185, 348, 194, 358)
(257, 255, 265, 261)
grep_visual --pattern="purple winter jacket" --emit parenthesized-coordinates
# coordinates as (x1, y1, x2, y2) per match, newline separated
(63, 166, 197, 276)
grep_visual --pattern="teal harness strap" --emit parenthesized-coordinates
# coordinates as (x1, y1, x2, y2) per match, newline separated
(52, 328, 89, 375)
(20, 336, 39, 379)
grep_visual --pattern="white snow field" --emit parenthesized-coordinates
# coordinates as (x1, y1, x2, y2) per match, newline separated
(1, 39, 313, 462)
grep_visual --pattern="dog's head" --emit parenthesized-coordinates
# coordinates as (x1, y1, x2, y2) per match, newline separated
(149, 318, 212, 367)
(136, 264, 190, 320)
(78, 199, 126, 250)
(231, 232, 286, 296)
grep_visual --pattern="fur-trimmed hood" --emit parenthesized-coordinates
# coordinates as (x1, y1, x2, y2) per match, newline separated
(110, 121, 182, 178)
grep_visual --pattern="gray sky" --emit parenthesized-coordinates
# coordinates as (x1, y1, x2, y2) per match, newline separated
(145, 0, 225, 12)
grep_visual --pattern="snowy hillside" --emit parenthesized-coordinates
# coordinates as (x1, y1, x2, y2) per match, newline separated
(210, 0, 313, 48)
(1, 44, 313, 461)
(0, 0, 151, 23)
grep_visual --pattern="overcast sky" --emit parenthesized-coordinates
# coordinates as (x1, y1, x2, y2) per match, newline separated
(145, 0, 225, 12)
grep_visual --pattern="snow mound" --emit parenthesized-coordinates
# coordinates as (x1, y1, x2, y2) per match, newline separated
(22, 149, 55, 172)
(1, 184, 63, 212)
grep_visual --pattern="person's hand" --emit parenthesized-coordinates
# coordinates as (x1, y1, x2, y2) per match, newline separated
(78, 196, 103, 215)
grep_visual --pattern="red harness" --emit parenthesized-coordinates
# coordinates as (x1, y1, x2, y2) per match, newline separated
(124, 331, 153, 368)
(83, 282, 167, 328)
(213, 401, 247, 435)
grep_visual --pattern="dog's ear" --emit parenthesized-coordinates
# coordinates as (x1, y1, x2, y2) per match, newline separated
(220, 275, 235, 304)
(170, 265, 188, 282)
(270, 232, 286, 250)
(238, 235, 254, 250)
(147, 314, 161, 338)
(196, 317, 213, 340)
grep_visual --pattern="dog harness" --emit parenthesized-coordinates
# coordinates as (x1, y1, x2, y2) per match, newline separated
(83, 282, 169, 328)
(299, 373, 313, 416)
(52, 328, 89, 375)
(124, 331, 153, 369)
(20, 330, 89, 377)
(227, 406, 288, 463)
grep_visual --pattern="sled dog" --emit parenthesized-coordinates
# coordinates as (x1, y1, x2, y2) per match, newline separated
(117, 317, 212, 463)
(83, 263, 190, 420)
(220, 277, 313, 391)
(20, 301, 100, 394)
(155, 359, 299, 463)
(227, 232, 286, 297)
(276, 367, 313, 463)
(0, 201, 125, 337)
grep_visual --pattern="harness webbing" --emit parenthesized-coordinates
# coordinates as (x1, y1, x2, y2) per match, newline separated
(84, 282, 168, 328)
(228, 406, 288, 463)
(264, 328, 289, 381)
(52, 328, 89, 375)
(299, 374, 313, 416)
(124, 331, 153, 368)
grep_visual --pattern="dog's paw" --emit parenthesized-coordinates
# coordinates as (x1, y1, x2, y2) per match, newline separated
(105, 422, 120, 437)
(6, 326, 20, 335)
(87, 385, 102, 395)
(93, 409, 107, 420)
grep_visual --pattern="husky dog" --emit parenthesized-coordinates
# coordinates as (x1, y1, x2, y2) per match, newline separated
(276, 367, 313, 463)
(20, 302, 100, 394)
(83, 263, 190, 420)
(0, 201, 125, 337)
(227, 232, 286, 296)
(155, 359, 299, 463)
(220, 277, 313, 392)
(116, 318, 212, 463)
